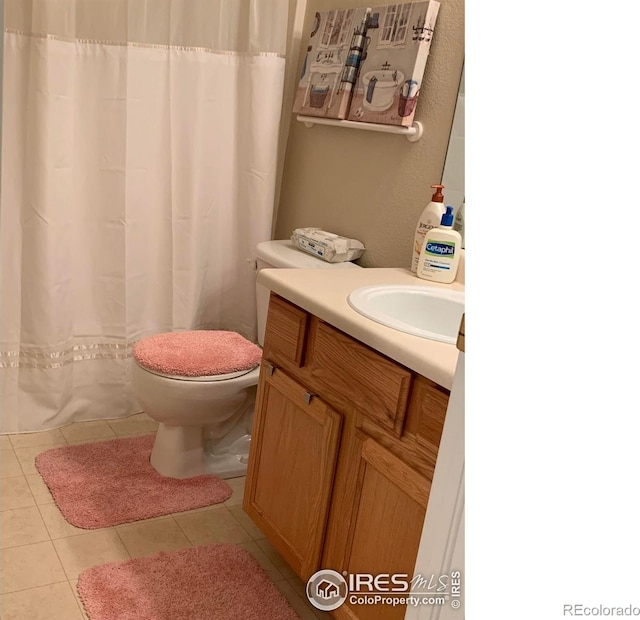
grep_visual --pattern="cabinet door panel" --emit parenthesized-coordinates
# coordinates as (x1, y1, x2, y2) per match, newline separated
(334, 437, 429, 620)
(244, 364, 342, 580)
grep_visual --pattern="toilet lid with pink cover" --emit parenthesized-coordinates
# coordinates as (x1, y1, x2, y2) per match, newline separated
(132, 330, 262, 378)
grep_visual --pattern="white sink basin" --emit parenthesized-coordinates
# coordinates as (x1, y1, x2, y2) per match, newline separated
(347, 285, 464, 344)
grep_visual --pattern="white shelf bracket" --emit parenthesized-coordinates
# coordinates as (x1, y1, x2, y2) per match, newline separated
(297, 115, 423, 142)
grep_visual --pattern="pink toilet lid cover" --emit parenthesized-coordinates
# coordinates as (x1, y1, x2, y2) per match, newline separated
(133, 330, 262, 377)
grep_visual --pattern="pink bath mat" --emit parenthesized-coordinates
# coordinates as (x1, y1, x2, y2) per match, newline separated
(77, 543, 300, 620)
(34, 434, 232, 528)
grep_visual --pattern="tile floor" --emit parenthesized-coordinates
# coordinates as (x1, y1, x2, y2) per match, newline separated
(0, 414, 328, 619)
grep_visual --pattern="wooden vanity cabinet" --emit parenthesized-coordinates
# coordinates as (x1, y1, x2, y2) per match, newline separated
(244, 294, 450, 617)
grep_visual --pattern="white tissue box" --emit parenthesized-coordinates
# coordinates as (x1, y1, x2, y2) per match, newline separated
(291, 228, 365, 263)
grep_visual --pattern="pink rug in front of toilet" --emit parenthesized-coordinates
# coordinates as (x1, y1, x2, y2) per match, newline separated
(77, 543, 300, 620)
(35, 434, 232, 528)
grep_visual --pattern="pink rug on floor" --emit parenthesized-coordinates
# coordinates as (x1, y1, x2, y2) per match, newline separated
(35, 434, 232, 528)
(77, 543, 300, 620)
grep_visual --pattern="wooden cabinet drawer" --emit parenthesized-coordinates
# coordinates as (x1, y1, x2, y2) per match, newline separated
(306, 318, 411, 435)
(262, 294, 308, 367)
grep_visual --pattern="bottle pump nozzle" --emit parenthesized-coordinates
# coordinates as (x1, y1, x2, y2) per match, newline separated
(440, 205, 455, 227)
(430, 184, 444, 202)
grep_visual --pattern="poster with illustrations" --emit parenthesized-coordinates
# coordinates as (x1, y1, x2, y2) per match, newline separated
(347, 1, 440, 127)
(292, 8, 370, 120)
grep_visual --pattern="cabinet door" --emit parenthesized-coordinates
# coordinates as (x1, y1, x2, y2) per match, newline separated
(332, 435, 430, 620)
(244, 363, 342, 580)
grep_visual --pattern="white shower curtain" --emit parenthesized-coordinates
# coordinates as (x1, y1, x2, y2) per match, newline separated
(0, 0, 289, 433)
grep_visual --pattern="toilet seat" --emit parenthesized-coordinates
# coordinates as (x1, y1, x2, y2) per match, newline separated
(136, 365, 258, 382)
(133, 330, 262, 379)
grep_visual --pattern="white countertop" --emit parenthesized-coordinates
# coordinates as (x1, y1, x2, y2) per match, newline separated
(257, 267, 464, 390)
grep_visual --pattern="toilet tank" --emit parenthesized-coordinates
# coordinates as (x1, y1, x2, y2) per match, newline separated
(255, 240, 361, 346)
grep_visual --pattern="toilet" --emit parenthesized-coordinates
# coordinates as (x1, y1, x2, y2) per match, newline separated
(132, 240, 361, 479)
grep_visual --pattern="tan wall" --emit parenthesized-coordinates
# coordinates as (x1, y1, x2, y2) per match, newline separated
(275, 0, 464, 267)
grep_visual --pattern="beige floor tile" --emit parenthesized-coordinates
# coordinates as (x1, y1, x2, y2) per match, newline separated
(115, 517, 192, 558)
(70, 579, 90, 620)
(289, 576, 309, 600)
(0, 475, 36, 511)
(52, 529, 129, 580)
(59, 421, 116, 444)
(8, 428, 66, 449)
(0, 450, 24, 478)
(224, 475, 246, 507)
(279, 561, 299, 581)
(0, 541, 67, 594)
(173, 505, 252, 546)
(1, 428, 303, 618)
(254, 536, 286, 565)
(290, 578, 333, 619)
(289, 577, 333, 619)
(135, 412, 155, 422)
(228, 504, 267, 539)
(25, 474, 55, 505)
(0, 506, 50, 549)
(237, 540, 285, 583)
(13, 444, 66, 476)
(38, 503, 106, 540)
(170, 503, 225, 517)
(255, 537, 299, 579)
(274, 579, 319, 620)
(107, 413, 158, 437)
(0, 581, 84, 620)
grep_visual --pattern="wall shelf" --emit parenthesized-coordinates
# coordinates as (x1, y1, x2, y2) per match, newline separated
(296, 115, 423, 142)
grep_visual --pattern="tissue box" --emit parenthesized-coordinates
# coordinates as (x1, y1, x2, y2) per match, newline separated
(291, 228, 365, 263)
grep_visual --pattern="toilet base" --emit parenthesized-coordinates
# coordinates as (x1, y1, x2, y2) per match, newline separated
(204, 451, 248, 479)
(150, 423, 206, 479)
(149, 423, 251, 480)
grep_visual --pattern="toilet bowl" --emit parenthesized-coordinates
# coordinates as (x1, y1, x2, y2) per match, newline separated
(132, 240, 362, 479)
(132, 330, 262, 479)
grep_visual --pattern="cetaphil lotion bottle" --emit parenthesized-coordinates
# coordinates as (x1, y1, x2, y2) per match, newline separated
(417, 206, 462, 284)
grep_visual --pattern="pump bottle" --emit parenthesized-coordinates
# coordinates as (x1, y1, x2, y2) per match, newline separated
(417, 206, 462, 283)
(411, 184, 447, 273)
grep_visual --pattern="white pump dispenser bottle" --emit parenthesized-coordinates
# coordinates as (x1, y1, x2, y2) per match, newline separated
(411, 184, 447, 273)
